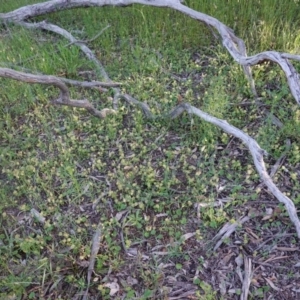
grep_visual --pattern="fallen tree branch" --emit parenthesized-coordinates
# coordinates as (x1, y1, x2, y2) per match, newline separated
(0, 67, 116, 118)
(18, 20, 112, 82)
(1, 0, 300, 239)
(2, 0, 300, 106)
(58, 77, 121, 89)
(172, 104, 300, 237)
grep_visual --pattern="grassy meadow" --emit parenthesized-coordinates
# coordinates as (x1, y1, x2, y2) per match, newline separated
(1, 0, 300, 299)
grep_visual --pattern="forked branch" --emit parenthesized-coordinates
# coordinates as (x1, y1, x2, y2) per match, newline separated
(0, 68, 117, 118)
(1, 0, 300, 239)
(2, 0, 300, 105)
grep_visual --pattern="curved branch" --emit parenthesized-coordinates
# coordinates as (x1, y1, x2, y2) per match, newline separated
(18, 20, 111, 81)
(1, 0, 300, 238)
(111, 93, 300, 237)
(0, 67, 116, 118)
(58, 77, 121, 88)
(2, 0, 300, 105)
(172, 104, 300, 238)
(0, 67, 70, 101)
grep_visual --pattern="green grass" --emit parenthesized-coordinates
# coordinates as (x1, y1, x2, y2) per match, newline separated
(0, 0, 300, 298)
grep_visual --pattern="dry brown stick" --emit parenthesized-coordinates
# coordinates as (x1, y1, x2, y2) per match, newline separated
(17, 18, 124, 107)
(18, 20, 112, 82)
(59, 77, 121, 88)
(0, 0, 300, 105)
(0, 67, 70, 100)
(170, 103, 300, 238)
(0, 64, 121, 89)
(0, 67, 116, 118)
(2, 69, 300, 239)
(2, 0, 300, 106)
(2, 0, 300, 108)
(1, 0, 300, 238)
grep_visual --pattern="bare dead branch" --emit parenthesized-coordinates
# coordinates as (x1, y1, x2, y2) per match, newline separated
(0, 64, 120, 89)
(0, 67, 70, 100)
(180, 104, 300, 238)
(59, 77, 121, 89)
(82, 87, 300, 238)
(2, 0, 300, 105)
(0, 67, 116, 118)
(1, 0, 300, 239)
(18, 20, 112, 82)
